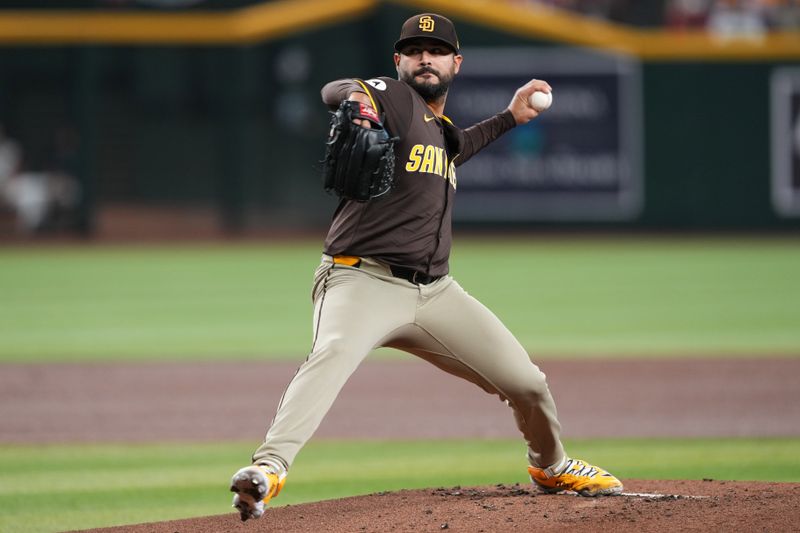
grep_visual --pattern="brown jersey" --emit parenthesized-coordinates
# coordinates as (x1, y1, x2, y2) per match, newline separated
(320, 76, 516, 276)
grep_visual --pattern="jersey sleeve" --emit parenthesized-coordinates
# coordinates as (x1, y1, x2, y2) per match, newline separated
(360, 78, 413, 139)
(320, 78, 411, 140)
(320, 79, 365, 109)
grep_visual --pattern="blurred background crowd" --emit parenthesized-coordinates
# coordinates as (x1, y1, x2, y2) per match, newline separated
(2, 0, 798, 29)
(0, 0, 798, 238)
(3, 0, 797, 30)
(516, 0, 800, 31)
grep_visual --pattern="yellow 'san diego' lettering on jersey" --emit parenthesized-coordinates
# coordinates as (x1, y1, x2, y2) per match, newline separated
(405, 144, 457, 189)
(324, 75, 518, 275)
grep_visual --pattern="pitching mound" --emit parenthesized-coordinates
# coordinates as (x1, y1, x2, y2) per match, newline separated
(78, 479, 797, 532)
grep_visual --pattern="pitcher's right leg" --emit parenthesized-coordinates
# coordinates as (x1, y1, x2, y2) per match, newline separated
(232, 263, 416, 520)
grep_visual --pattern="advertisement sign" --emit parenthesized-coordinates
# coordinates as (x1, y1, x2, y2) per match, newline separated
(449, 48, 643, 222)
(771, 68, 800, 217)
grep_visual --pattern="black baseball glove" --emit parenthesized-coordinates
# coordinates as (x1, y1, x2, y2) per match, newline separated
(322, 100, 397, 202)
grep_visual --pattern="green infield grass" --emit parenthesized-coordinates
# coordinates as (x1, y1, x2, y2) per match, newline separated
(0, 438, 798, 533)
(0, 237, 798, 361)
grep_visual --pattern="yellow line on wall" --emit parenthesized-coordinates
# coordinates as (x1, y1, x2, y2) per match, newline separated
(0, 0, 377, 44)
(635, 30, 800, 61)
(0, 0, 798, 60)
(390, 0, 800, 61)
(234, 0, 376, 44)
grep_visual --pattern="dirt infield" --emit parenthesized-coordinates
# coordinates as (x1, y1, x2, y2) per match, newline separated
(76, 480, 799, 533)
(3, 358, 799, 443)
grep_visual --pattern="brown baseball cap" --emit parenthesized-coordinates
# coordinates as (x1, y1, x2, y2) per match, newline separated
(394, 13, 460, 54)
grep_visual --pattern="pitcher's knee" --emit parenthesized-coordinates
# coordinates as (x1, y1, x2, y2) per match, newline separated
(502, 366, 551, 399)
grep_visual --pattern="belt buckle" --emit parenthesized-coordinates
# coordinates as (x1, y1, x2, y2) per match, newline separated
(411, 270, 420, 284)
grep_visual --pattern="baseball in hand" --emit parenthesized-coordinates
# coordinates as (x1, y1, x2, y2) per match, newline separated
(528, 91, 552, 112)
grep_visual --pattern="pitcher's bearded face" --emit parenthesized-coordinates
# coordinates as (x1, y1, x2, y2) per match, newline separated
(395, 39, 462, 103)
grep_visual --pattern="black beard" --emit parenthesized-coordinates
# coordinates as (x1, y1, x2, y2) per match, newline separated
(401, 67, 452, 102)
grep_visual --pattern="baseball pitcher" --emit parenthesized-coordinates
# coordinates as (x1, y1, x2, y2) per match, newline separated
(230, 12, 623, 521)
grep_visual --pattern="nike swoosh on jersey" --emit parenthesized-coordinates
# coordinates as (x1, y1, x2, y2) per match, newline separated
(424, 114, 436, 123)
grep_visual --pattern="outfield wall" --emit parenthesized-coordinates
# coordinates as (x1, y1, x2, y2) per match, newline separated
(0, 2, 798, 233)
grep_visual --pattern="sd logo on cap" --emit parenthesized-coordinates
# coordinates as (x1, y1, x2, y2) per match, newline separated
(395, 13, 460, 54)
(419, 15, 435, 32)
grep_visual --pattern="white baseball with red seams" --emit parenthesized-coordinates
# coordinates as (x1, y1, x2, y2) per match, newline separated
(528, 90, 552, 112)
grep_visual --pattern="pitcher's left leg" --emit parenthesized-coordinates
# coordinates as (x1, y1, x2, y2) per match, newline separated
(414, 277, 622, 495)
(414, 277, 564, 469)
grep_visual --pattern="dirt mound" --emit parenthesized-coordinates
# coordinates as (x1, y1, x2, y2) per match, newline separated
(76, 480, 798, 532)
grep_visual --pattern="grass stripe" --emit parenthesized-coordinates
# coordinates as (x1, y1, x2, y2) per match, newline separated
(1, 239, 798, 362)
(0, 438, 798, 532)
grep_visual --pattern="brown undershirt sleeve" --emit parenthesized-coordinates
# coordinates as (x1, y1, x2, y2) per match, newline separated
(457, 109, 517, 165)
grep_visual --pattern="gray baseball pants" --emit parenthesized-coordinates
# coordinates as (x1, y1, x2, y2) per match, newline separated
(252, 256, 566, 472)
